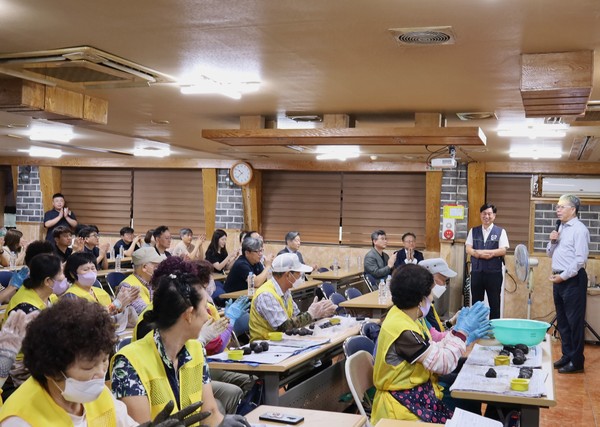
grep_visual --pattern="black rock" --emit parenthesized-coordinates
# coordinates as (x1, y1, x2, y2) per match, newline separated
(285, 330, 294, 336)
(253, 346, 263, 354)
(243, 347, 252, 355)
(515, 344, 529, 355)
(260, 341, 269, 351)
(485, 368, 497, 378)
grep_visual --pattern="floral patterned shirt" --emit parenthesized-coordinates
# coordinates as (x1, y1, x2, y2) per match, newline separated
(111, 329, 210, 407)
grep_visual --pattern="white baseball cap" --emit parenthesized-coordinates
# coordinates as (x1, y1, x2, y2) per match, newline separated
(271, 253, 313, 273)
(419, 258, 457, 278)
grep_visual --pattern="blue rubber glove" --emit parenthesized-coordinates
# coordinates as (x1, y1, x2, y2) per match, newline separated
(455, 301, 490, 337)
(8, 266, 29, 289)
(465, 321, 493, 345)
(224, 296, 251, 324)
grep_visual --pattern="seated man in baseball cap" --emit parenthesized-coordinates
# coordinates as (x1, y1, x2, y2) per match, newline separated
(419, 258, 458, 334)
(118, 246, 166, 314)
(249, 253, 336, 341)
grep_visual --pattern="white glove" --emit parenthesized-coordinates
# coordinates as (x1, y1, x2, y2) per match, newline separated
(125, 305, 139, 328)
(307, 296, 337, 320)
(198, 317, 229, 345)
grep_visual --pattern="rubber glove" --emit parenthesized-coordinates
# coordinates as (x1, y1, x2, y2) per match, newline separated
(224, 296, 250, 324)
(137, 400, 211, 427)
(307, 296, 337, 320)
(198, 317, 229, 345)
(0, 310, 39, 378)
(8, 266, 29, 289)
(455, 301, 490, 337)
(218, 414, 251, 427)
(465, 321, 493, 345)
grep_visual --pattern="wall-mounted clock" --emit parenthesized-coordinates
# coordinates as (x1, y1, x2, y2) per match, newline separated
(230, 161, 254, 186)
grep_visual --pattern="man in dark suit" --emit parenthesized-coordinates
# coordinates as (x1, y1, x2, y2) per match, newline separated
(394, 232, 424, 269)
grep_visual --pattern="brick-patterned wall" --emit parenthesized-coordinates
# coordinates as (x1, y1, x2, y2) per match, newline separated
(16, 166, 43, 223)
(215, 169, 244, 229)
(533, 202, 600, 253)
(440, 164, 469, 240)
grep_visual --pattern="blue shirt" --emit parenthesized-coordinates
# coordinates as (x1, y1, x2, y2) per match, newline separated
(546, 216, 590, 280)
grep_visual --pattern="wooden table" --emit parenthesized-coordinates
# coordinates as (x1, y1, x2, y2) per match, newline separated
(246, 405, 367, 427)
(209, 323, 362, 409)
(376, 419, 437, 426)
(107, 256, 132, 265)
(96, 268, 133, 278)
(339, 291, 393, 318)
(310, 267, 367, 295)
(451, 335, 556, 427)
(213, 272, 227, 282)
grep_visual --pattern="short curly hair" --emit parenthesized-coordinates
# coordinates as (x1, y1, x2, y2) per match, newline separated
(390, 264, 434, 309)
(151, 257, 197, 289)
(195, 260, 213, 287)
(22, 298, 116, 387)
(64, 252, 97, 283)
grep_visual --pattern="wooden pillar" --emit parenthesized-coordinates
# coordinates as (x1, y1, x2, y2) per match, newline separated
(39, 166, 62, 212)
(425, 170, 442, 251)
(202, 169, 217, 237)
(467, 162, 486, 229)
(242, 170, 261, 232)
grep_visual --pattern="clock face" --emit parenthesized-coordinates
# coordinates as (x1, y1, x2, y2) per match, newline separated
(230, 162, 253, 185)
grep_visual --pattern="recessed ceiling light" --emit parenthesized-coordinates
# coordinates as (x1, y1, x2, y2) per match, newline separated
(19, 147, 63, 158)
(150, 119, 170, 125)
(285, 114, 323, 123)
(315, 145, 360, 161)
(133, 146, 170, 157)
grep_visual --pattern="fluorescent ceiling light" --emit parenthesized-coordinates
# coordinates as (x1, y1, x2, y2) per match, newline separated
(29, 127, 73, 142)
(133, 146, 171, 157)
(19, 147, 63, 158)
(180, 77, 260, 100)
(315, 145, 360, 161)
(497, 125, 568, 139)
(509, 147, 562, 159)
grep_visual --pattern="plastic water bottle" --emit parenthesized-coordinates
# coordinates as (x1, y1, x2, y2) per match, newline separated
(344, 256, 350, 272)
(385, 275, 392, 303)
(8, 251, 17, 271)
(247, 272, 255, 297)
(356, 256, 362, 269)
(378, 279, 386, 304)
(115, 256, 122, 272)
(109, 247, 115, 260)
(119, 245, 124, 258)
(332, 258, 339, 275)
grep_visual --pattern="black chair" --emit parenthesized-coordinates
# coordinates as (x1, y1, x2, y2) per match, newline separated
(232, 312, 250, 346)
(329, 292, 347, 315)
(345, 287, 362, 300)
(116, 337, 132, 351)
(106, 272, 126, 297)
(360, 321, 381, 344)
(0, 271, 14, 288)
(364, 273, 378, 291)
(320, 282, 335, 298)
(317, 267, 330, 272)
(343, 335, 375, 358)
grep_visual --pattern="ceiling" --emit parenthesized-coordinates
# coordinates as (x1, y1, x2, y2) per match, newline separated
(1, 0, 600, 166)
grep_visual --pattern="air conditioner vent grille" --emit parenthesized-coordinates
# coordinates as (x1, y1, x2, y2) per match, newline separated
(25, 63, 129, 83)
(389, 26, 456, 46)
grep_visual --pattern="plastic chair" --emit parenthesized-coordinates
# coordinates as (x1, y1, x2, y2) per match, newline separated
(360, 322, 381, 344)
(0, 271, 14, 288)
(320, 282, 335, 298)
(116, 337, 132, 351)
(329, 292, 347, 315)
(344, 350, 374, 427)
(317, 267, 330, 273)
(345, 287, 362, 300)
(106, 272, 126, 295)
(343, 335, 375, 358)
(364, 273, 378, 291)
(232, 312, 250, 346)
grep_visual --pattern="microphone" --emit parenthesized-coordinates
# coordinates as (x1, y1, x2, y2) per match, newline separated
(551, 219, 561, 244)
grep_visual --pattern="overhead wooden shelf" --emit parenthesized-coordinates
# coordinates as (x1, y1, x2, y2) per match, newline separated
(202, 126, 487, 146)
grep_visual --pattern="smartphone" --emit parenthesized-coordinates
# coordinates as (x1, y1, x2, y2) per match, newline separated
(259, 412, 304, 425)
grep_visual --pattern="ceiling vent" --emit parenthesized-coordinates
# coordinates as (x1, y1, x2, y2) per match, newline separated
(0, 46, 174, 89)
(388, 26, 456, 45)
(456, 112, 497, 121)
(545, 116, 567, 125)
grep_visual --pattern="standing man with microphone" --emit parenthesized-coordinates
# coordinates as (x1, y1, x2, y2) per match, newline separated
(547, 194, 590, 374)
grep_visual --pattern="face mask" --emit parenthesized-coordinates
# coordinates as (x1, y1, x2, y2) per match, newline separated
(289, 273, 304, 289)
(432, 284, 446, 299)
(419, 298, 432, 317)
(77, 271, 97, 287)
(54, 373, 106, 404)
(52, 278, 69, 296)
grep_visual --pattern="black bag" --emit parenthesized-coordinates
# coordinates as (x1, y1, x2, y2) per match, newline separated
(235, 379, 265, 415)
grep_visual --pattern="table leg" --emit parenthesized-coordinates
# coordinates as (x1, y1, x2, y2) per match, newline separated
(263, 372, 280, 405)
(520, 407, 540, 427)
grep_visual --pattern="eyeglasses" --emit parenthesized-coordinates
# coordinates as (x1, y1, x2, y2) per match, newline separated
(252, 249, 264, 253)
(556, 204, 574, 210)
(89, 233, 99, 238)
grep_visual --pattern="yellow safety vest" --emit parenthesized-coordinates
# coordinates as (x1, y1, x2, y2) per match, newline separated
(0, 376, 116, 427)
(112, 331, 204, 420)
(121, 274, 151, 305)
(3, 287, 56, 323)
(249, 279, 293, 341)
(63, 284, 112, 307)
(371, 306, 441, 424)
(207, 302, 220, 321)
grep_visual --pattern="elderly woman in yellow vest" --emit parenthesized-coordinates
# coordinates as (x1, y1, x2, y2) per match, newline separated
(62, 252, 138, 316)
(0, 298, 210, 427)
(111, 272, 251, 427)
(118, 247, 166, 315)
(371, 264, 491, 425)
(249, 253, 336, 341)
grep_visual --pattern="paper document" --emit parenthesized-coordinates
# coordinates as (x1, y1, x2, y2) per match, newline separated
(451, 363, 547, 397)
(466, 343, 543, 368)
(445, 408, 502, 427)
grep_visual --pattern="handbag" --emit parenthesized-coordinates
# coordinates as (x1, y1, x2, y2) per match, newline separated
(235, 379, 265, 415)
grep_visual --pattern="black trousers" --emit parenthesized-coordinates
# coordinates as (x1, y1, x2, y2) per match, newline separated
(553, 268, 587, 368)
(470, 270, 503, 320)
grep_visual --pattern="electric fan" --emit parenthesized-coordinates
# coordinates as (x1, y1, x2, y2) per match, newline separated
(514, 244, 539, 319)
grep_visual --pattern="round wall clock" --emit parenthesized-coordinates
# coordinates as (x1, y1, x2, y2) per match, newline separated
(230, 161, 254, 186)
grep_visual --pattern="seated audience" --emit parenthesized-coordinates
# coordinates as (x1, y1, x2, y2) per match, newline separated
(249, 253, 336, 341)
(223, 237, 273, 293)
(0, 298, 210, 427)
(0, 230, 28, 268)
(52, 226, 73, 263)
(394, 232, 424, 269)
(172, 228, 206, 261)
(142, 229, 155, 247)
(112, 272, 250, 426)
(371, 264, 490, 424)
(205, 230, 238, 274)
(78, 226, 109, 270)
(114, 226, 143, 257)
(153, 226, 172, 257)
(119, 247, 166, 314)
(364, 229, 397, 283)
(276, 231, 317, 270)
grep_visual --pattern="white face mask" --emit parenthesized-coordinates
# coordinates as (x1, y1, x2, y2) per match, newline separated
(54, 373, 106, 404)
(290, 273, 304, 289)
(432, 284, 446, 299)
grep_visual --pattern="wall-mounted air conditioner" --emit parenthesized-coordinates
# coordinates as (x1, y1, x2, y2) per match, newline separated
(541, 177, 600, 198)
